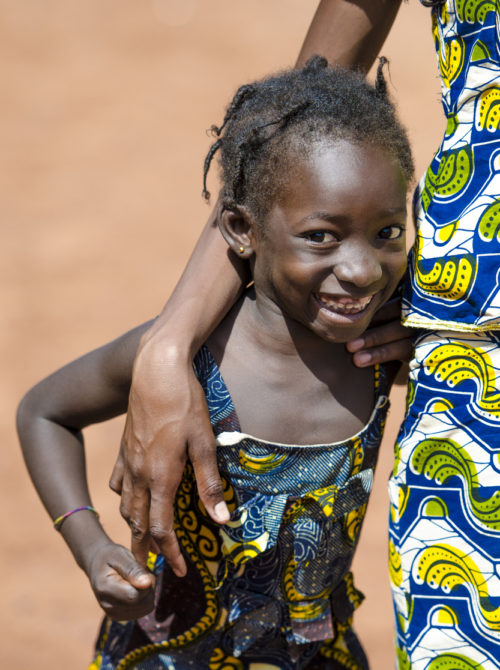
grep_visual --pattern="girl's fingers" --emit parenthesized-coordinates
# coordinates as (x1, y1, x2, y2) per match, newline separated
(107, 547, 154, 590)
(91, 546, 155, 620)
(98, 578, 155, 621)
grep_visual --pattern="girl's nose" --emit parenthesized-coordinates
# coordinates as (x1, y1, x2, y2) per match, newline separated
(333, 247, 383, 287)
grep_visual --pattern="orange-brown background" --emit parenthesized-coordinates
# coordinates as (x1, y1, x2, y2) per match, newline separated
(2, 2, 443, 667)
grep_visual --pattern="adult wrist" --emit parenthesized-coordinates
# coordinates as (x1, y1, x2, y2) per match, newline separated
(137, 331, 194, 368)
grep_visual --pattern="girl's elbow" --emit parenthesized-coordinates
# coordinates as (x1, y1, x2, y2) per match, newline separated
(16, 387, 45, 439)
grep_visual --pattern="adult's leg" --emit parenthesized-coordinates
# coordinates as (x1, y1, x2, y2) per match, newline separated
(389, 330, 500, 669)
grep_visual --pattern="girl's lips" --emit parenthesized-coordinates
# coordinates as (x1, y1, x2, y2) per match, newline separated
(314, 292, 375, 315)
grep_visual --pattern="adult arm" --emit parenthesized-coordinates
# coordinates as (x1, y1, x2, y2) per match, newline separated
(296, 0, 402, 72)
(116, 0, 407, 576)
(111, 206, 249, 575)
(16, 323, 158, 620)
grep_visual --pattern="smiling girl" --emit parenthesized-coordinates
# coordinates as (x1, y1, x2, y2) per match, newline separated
(17, 57, 413, 669)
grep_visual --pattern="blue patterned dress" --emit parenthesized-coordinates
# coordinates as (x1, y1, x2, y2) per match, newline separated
(390, 1, 500, 668)
(90, 346, 391, 670)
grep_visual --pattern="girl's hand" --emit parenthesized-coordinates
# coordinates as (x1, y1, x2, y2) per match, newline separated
(346, 298, 413, 367)
(86, 541, 155, 621)
(110, 333, 230, 578)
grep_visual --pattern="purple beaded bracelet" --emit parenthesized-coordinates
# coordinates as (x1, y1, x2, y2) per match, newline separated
(53, 506, 99, 531)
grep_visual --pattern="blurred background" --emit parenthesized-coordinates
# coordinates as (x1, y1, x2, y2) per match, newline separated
(1, 1, 443, 667)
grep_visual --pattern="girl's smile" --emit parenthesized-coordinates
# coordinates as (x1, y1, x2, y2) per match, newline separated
(313, 292, 376, 316)
(248, 138, 408, 344)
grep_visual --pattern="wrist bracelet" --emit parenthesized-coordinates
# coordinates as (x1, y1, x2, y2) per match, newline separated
(53, 506, 99, 531)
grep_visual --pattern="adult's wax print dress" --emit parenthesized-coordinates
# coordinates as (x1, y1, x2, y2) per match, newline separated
(90, 346, 391, 670)
(402, 0, 500, 332)
(390, 2, 500, 669)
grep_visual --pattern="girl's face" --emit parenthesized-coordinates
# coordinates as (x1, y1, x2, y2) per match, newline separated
(250, 138, 408, 343)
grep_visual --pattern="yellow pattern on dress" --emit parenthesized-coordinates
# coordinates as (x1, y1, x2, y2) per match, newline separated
(425, 342, 500, 417)
(456, 0, 496, 24)
(417, 544, 500, 629)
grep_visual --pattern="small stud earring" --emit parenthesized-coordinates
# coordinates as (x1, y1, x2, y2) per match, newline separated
(238, 246, 245, 254)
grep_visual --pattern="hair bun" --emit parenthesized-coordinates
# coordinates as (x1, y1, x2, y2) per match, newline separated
(303, 55, 328, 73)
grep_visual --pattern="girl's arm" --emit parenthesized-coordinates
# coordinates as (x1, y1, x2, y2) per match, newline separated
(116, 0, 406, 576)
(17, 323, 157, 620)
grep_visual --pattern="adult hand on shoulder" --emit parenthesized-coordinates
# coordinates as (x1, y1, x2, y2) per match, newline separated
(110, 329, 230, 577)
(346, 297, 414, 367)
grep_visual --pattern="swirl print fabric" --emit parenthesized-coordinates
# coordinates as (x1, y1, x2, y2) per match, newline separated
(391, 2, 500, 667)
(89, 346, 391, 669)
(402, 0, 500, 331)
(390, 330, 500, 668)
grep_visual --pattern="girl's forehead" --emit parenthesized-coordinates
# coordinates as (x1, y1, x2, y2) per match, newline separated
(276, 139, 407, 204)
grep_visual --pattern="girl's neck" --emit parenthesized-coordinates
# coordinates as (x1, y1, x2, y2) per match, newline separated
(231, 287, 341, 364)
(205, 289, 375, 445)
(206, 287, 352, 396)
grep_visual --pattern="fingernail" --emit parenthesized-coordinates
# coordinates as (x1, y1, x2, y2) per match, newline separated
(355, 352, 372, 366)
(347, 338, 364, 352)
(213, 501, 230, 523)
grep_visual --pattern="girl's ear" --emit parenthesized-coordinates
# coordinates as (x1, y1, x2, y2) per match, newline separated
(218, 206, 258, 259)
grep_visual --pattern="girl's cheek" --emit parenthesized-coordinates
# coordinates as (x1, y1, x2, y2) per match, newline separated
(391, 254, 407, 279)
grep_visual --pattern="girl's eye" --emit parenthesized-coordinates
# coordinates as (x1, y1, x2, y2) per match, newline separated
(378, 225, 404, 240)
(303, 231, 336, 244)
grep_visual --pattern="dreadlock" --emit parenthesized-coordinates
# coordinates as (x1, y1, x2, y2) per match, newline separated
(203, 56, 414, 224)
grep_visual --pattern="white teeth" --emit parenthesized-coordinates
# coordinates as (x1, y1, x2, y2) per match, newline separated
(316, 294, 373, 315)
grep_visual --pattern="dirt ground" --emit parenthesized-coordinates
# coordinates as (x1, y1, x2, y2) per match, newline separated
(1, 2, 444, 667)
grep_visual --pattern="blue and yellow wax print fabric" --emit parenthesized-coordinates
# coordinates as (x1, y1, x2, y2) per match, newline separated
(402, 0, 500, 331)
(90, 346, 391, 670)
(390, 330, 500, 669)
(391, 2, 500, 667)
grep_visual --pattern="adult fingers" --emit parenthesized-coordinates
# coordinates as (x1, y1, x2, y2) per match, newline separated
(350, 329, 414, 367)
(346, 295, 413, 367)
(188, 372, 230, 523)
(128, 502, 153, 571)
(348, 318, 410, 353)
(109, 446, 124, 495)
(189, 434, 229, 524)
(119, 468, 152, 569)
(187, 383, 229, 524)
(149, 485, 187, 578)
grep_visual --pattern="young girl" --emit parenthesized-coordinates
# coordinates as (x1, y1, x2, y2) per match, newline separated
(17, 57, 413, 669)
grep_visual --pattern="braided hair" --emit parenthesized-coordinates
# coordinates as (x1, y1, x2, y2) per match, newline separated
(203, 56, 414, 224)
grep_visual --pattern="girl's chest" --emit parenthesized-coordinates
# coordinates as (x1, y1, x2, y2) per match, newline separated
(218, 355, 375, 446)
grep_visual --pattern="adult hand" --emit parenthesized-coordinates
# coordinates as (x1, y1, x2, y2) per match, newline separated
(346, 297, 413, 367)
(110, 332, 230, 577)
